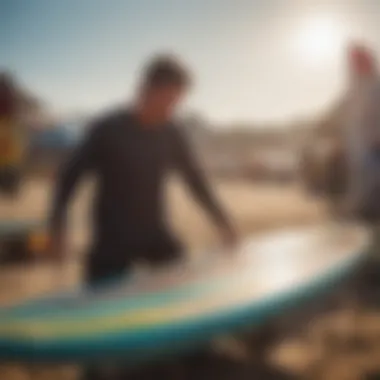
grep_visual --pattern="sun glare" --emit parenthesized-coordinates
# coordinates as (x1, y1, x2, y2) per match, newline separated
(293, 15, 348, 67)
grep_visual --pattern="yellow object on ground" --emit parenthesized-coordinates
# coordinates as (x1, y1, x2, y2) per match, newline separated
(0, 117, 25, 168)
(27, 230, 49, 256)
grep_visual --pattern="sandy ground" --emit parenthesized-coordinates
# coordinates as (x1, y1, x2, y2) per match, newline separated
(1, 179, 379, 379)
(0, 179, 326, 304)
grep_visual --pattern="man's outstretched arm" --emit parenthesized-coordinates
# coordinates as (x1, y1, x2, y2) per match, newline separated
(48, 123, 101, 254)
(172, 127, 236, 245)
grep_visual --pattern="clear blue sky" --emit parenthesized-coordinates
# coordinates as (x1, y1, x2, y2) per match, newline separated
(2, 0, 380, 124)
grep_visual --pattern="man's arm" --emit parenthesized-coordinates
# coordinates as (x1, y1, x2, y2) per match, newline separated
(171, 126, 235, 240)
(49, 122, 101, 238)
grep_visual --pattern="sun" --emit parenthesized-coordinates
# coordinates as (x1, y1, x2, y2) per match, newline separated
(293, 15, 348, 67)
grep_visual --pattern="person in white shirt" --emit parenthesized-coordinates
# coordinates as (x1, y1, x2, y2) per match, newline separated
(340, 43, 380, 221)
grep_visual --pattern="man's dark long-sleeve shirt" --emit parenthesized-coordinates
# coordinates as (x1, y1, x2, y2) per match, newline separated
(50, 109, 229, 260)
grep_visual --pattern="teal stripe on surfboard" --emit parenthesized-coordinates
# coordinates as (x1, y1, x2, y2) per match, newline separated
(0, 220, 42, 235)
(0, 258, 258, 323)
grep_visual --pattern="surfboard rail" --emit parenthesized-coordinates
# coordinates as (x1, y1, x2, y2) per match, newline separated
(0, 223, 371, 364)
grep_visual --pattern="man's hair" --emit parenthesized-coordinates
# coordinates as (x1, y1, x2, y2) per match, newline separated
(143, 54, 191, 88)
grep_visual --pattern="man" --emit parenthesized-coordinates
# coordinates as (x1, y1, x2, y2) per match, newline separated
(49, 54, 236, 286)
(48, 54, 237, 379)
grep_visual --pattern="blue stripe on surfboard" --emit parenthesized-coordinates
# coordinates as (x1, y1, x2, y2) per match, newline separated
(0, 247, 219, 321)
(0, 262, 254, 323)
(0, 250, 223, 321)
(0, 220, 42, 235)
(0, 243, 368, 363)
(0, 273, 136, 319)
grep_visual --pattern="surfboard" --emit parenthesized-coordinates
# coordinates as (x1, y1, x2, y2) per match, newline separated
(0, 223, 370, 364)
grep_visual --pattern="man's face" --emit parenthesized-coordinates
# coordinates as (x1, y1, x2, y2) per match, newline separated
(145, 84, 186, 120)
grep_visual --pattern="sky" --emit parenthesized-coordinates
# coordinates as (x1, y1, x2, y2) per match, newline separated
(2, 0, 380, 125)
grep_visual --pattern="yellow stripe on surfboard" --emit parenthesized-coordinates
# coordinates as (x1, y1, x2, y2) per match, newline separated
(0, 277, 256, 341)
